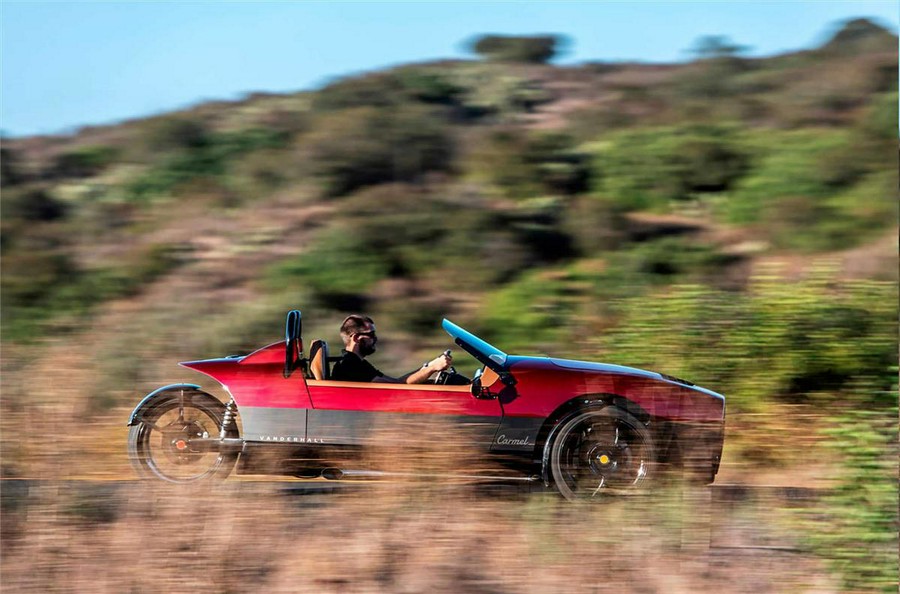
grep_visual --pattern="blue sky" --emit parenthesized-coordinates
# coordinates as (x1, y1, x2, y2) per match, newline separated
(2, 1, 897, 137)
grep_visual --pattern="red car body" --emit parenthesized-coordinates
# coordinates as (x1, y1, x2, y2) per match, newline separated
(127, 313, 725, 498)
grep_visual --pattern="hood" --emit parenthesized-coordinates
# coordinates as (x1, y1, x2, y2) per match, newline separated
(547, 357, 726, 403)
(547, 357, 663, 380)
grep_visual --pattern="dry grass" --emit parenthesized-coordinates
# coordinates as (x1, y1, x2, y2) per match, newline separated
(1, 419, 841, 594)
(1, 480, 838, 593)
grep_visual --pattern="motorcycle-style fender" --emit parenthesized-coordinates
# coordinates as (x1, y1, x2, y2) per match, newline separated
(126, 383, 203, 426)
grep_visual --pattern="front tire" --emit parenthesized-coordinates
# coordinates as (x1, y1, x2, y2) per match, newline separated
(127, 389, 238, 483)
(549, 406, 655, 501)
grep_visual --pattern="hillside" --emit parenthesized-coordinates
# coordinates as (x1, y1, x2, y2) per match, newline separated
(1, 19, 897, 593)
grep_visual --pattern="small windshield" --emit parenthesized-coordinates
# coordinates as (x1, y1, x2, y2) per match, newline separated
(441, 319, 508, 371)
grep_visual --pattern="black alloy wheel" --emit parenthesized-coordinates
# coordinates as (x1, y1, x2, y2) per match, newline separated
(549, 407, 655, 501)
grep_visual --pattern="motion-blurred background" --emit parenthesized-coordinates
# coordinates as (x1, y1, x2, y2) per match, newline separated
(1, 3, 897, 592)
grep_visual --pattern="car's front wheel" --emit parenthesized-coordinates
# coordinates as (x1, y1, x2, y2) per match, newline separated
(548, 406, 655, 501)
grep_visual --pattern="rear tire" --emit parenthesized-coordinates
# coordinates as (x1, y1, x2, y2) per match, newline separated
(549, 406, 655, 501)
(127, 389, 238, 483)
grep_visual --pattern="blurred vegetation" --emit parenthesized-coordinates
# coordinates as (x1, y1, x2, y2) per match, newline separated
(126, 124, 290, 202)
(591, 124, 750, 210)
(312, 69, 462, 112)
(52, 145, 120, 179)
(468, 129, 591, 198)
(597, 272, 897, 411)
(1, 242, 188, 342)
(798, 410, 899, 593)
(677, 35, 753, 100)
(469, 34, 568, 64)
(1, 18, 897, 590)
(305, 106, 455, 197)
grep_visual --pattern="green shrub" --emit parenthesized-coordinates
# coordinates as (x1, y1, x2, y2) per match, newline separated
(719, 127, 897, 251)
(268, 183, 578, 309)
(313, 68, 464, 112)
(306, 107, 454, 198)
(860, 90, 899, 141)
(469, 34, 567, 64)
(2, 187, 68, 222)
(450, 64, 552, 121)
(1, 250, 77, 309)
(593, 124, 749, 211)
(801, 410, 899, 593)
(563, 105, 639, 141)
(467, 130, 590, 199)
(561, 195, 627, 255)
(142, 116, 211, 152)
(1, 146, 22, 186)
(336, 185, 558, 294)
(760, 171, 897, 252)
(721, 129, 851, 224)
(474, 243, 731, 356)
(480, 269, 588, 354)
(497, 197, 576, 264)
(1, 244, 188, 342)
(676, 36, 752, 99)
(340, 189, 455, 274)
(227, 149, 292, 199)
(265, 225, 389, 304)
(425, 211, 534, 288)
(395, 68, 463, 105)
(598, 271, 898, 411)
(52, 145, 119, 178)
(126, 128, 289, 202)
(312, 73, 406, 111)
(617, 237, 734, 280)
(813, 137, 869, 189)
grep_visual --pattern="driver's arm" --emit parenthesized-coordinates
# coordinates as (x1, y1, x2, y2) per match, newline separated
(372, 352, 452, 385)
(407, 352, 452, 384)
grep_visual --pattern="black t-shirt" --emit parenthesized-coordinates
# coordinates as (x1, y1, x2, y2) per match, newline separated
(331, 351, 384, 382)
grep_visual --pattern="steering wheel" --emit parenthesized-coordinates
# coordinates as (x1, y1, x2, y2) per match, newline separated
(435, 349, 456, 385)
(436, 366, 458, 385)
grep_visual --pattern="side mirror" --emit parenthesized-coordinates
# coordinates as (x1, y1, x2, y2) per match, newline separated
(283, 310, 303, 378)
(471, 376, 484, 398)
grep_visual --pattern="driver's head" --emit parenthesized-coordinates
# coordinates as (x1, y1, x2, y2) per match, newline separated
(340, 314, 378, 356)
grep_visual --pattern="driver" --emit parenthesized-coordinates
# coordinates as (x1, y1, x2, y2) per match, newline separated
(331, 314, 452, 384)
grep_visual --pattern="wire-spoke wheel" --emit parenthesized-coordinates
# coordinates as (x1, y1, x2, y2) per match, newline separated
(549, 407, 655, 501)
(128, 390, 238, 483)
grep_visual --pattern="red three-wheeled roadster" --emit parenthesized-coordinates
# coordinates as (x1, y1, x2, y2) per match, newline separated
(127, 311, 725, 500)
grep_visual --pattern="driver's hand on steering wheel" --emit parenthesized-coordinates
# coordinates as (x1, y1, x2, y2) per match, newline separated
(426, 352, 452, 373)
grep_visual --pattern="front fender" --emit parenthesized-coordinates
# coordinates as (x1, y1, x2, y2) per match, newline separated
(126, 383, 202, 426)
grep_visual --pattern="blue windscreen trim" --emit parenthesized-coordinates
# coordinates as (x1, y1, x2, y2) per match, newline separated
(441, 319, 508, 371)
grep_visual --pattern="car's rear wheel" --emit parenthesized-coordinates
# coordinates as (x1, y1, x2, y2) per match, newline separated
(128, 390, 238, 483)
(549, 407, 655, 501)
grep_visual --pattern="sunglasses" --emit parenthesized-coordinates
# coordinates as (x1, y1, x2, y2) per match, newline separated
(355, 330, 377, 338)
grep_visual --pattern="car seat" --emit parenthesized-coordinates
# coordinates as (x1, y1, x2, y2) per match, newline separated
(308, 339, 330, 380)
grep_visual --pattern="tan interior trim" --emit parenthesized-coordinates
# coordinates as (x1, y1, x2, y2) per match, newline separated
(481, 367, 500, 388)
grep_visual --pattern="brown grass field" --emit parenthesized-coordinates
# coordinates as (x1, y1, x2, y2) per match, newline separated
(1, 412, 850, 594)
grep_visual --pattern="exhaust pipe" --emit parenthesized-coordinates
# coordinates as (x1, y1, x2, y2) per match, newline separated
(320, 468, 342, 480)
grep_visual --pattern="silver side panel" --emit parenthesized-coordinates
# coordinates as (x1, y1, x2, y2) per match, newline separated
(240, 407, 308, 442)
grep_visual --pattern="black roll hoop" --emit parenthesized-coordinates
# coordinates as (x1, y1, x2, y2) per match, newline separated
(283, 309, 303, 378)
